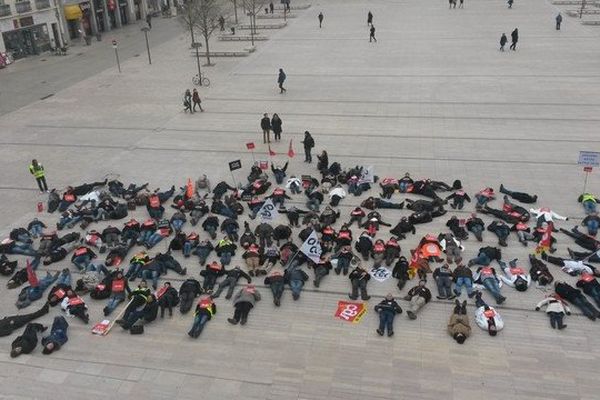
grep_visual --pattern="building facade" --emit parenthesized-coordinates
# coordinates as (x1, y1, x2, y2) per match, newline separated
(0, 0, 65, 57)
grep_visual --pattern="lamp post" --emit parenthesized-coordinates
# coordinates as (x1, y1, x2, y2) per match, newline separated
(112, 39, 121, 73)
(141, 26, 151, 64)
(191, 40, 203, 85)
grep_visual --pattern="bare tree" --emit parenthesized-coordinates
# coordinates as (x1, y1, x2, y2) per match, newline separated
(242, 0, 267, 38)
(179, 0, 227, 67)
(230, 0, 239, 24)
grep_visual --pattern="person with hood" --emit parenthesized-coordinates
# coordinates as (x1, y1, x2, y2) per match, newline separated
(348, 264, 371, 300)
(179, 278, 202, 314)
(228, 284, 261, 325)
(212, 266, 252, 299)
(499, 259, 531, 291)
(355, 231, 374, 261)
(474, 291, 504, 336)
(157, 282, 179, 317)
(10, 322, 46, 358)
(374, 293, 403, 337)
(528, 254, 554, 286)
(554, 281, 599, 320)
(404, 280, 432, 320)
(188, 296, 216, 338)
(271, 113, 283, 141)
(447, 300, 470, 344)
(445, 189, 471, 210)
(41, 316, 69, 355)
(302, 131, 315, 163)
(536, 294, 570, 329)
(446, 216, 468, 240)
(392, 256, 410, 290)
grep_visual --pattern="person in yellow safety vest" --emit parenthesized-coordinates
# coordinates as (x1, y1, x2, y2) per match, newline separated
(188, 296, 217, 338)
(29, 159, 48, 193)
(578, 193, 600, 215)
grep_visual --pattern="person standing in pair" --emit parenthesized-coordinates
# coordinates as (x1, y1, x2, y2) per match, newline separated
(367, 11, 373, 26)
(510, 28, 518, 50)
(370, 25, 377, 42)
(261, 113, 271, 144)
(192, 89, 204, 112)
(499, 33, 507, 51)
(271, 114, 283, 141)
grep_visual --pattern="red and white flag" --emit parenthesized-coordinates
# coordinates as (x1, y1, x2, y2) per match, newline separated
(26, 259, 39, 287)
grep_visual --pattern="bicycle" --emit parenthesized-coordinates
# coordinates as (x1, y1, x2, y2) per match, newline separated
(192, 74, 210, 87)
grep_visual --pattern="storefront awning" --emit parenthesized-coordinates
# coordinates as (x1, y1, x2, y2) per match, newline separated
(64, 4, 83, 20)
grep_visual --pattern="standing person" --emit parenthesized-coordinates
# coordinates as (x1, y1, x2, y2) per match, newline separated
(367, 11, 373, 26)
(183, 90, 192, 113)
(510, 28, 518, 51)
(271, 113, 283, 141)
(269, 2, 274, 13)
(302, 131, 315, 163)
(459, 0, 464, 8)
(29, 159, 48, 193)
(369, 25, 377, 43)
(192, 89, 204, 112)
(219, 15, 225, 31)
(261, 113, 271, 144)
(507, 0, 513, 8)
(146, 13, 152, 29)
(277, 68, 287, 93)
(556, 13, 562, 30)
(499, 33, 507, 51)
(318, 12, 323, 28)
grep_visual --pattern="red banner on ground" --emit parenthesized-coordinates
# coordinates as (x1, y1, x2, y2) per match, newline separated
(334, 301, 367, 323)
(246, 142, 255, 150)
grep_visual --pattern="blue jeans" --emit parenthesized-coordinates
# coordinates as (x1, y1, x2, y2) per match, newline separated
(171, 220, 184, 232)
(475, 194, 490, 207)
(399, 182, 409, 193)
(274, 171, 285, 184)
(85, 263, 109, 275)
(57, 215, 81, 229)
(183, 242, 194, 257)
(470, 253, 491, 266)
(125, 263, 143, 278)
(30, 256, 41, 271)
(482, 278, 502, 301)
(586, 219, 599, 236)
(454, 277, 473, 296)
(29, 225, 44, 238)
(11, 243, 37, 256)
(28, 272, 58, 300)
(289, 280, 304, 296)
(146, 233, 164, 248)
(205, 226, 216, 238)
(378, 310, 395, 333)
(72, 255, 91, 271)
(220, 252, 232, 266)
(139, 230, 153, 244)
(289, 183, 301, 194)
(142, 269, 160, 288)
(56, 270, 71, 287)
(189, 314, 209, 337)
(105, 292, 126, 314)
(583, 201, 597, 215)
(17, 234, 32, 244)
(195, 248, 211, 264)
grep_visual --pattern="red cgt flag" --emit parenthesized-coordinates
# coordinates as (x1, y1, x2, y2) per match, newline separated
(246, 142, 255, 150)
(26, 259, 39, 287)
(287, 139, 295, 158)
(268, 144, 276, 157)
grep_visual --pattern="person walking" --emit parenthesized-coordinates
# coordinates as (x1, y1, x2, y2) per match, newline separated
(459, 0, 464, 8)
(499, 33, 507, 51)
(510, 28, 518, 51)
(192, 89, 204, 112)
(367, 11, 373, 26)
(261, 113, 271, 144)
(271, 113, 283, 141)
(370, 25, 377, 42)
(318, 12, 324, 28)
(29, 159, 48, 193)
(219, 16, 225, 31)
(183, 89, 192, 113)
(277, 68, 287, 93)
(269, 2, 274, 13)
(507, 0, 513, 8)
(302, 131, 315, 163)
(556, 13, 562, 30)
(146, 13, 152, 30)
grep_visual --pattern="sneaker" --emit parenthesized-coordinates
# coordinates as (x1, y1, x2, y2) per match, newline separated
(313, 280, 320, 288)
(348, 294, 358, 300)
(387, 331, 394, 337)
(436, 295, 447, 300)
(558, 324, 567, 330)
(274, 298, 281, 307)
(497, 296, 506, 305)
(407, 311, 417, 320)
(240, 318, 247, 326)
(227, 318, 238, 325)
(376, 329, 384, 336)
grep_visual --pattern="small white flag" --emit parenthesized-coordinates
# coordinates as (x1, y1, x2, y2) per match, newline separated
(258, 198, 279, 221)
(300, 230, 322, 263)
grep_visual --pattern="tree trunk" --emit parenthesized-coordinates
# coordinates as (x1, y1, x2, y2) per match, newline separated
(191, 27, 202, 85)
(204, 35, 211, 65)
(233, 0, 238, 24)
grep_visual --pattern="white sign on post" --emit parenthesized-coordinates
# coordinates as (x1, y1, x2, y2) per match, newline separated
(258, 198, 278, 221)
(578, 151, 600, 167)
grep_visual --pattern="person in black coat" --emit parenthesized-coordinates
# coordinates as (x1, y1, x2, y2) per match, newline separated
(212, 266, 252, 299)
(157, 282, 179, 318)
(11, 323, 46, 357)
(510, 28, 518, 50)
(271, 114, 283, 141)
(0, 303, 49, 337)
(554, 281, 600, 320)
(179, 279, 202, 314)
(348, 265, 371, 300)
(261, 113, 271, 143)
(375, 294, 403, 337)
(302, 131, 315, 163)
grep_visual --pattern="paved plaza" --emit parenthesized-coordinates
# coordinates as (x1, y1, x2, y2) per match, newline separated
(1, 0, 600, 399)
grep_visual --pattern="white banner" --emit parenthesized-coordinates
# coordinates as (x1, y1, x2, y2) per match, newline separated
(300, 230, 322, 263)
(258, 198, 279, 221)
(369, 266, 392, 282)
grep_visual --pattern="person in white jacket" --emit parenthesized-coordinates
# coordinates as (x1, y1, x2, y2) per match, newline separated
(60, 291, 90, 324)
(499, 258, 531, 291)
(285, 175, 302, 194)
(536, 294, 571, 329)
(328, 184, 347, 207)
(530, 207, 568, 228)
(541, 253, 597, 276)
(474, 291, 504, 336)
